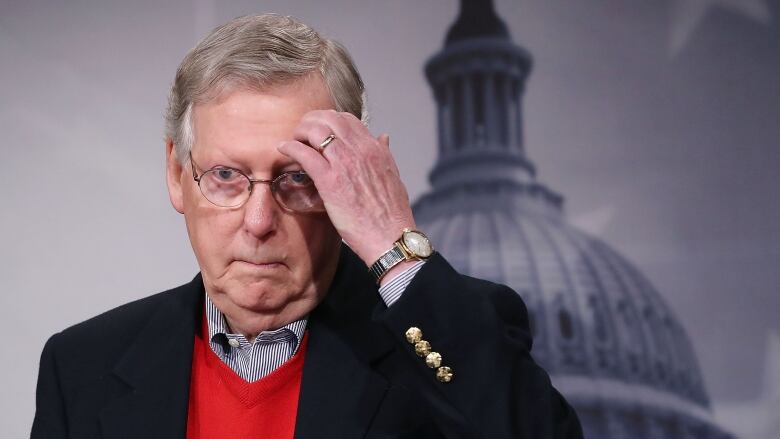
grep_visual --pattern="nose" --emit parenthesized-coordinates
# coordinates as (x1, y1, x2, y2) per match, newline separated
(242, 184, 280, 239)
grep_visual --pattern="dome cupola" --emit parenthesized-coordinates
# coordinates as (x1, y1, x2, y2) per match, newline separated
(425, 0, 544, 201)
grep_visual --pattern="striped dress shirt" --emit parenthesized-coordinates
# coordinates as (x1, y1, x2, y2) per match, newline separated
(206, 260, 426, 382)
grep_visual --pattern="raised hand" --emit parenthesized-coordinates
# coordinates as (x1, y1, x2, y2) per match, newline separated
(277, 110, 416, 268)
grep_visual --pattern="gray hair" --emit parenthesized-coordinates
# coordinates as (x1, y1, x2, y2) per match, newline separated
(165, 14, 366, 162)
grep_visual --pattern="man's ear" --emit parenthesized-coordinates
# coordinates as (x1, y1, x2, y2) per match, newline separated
(166, 139, 185, 214)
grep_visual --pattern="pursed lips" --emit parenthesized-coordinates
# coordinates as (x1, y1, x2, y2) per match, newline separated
(234, 259, 286, 268)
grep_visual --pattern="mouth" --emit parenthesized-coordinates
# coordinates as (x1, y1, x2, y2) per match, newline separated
(234, 260, 286, 270)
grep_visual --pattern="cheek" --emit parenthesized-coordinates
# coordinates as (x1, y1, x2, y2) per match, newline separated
(183, 192, 243, 269)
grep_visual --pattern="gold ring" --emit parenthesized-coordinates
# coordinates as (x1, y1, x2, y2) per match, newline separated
(319, 134, 336, 149)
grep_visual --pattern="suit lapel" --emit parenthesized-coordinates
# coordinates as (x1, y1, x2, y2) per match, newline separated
(99, 276, 203, 439)
(294, 246, 396, 439)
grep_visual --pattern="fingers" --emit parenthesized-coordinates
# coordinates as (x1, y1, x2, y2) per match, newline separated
(283, 109, 397, 183)
(293, 110, 354, 152)
(293, 119, 337, 152)
(293, 110, 380, 158)
(277, 140, 331, 181)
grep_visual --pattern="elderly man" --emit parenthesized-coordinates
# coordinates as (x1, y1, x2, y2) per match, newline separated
(32, 14, 582, 439)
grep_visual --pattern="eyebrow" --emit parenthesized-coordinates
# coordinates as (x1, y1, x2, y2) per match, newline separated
(194, 154, 248, 172)
(205, 160, 304, 177)
(193, 150, 302, 175)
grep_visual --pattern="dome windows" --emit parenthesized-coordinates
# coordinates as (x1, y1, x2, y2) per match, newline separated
(558, 309, 574, 340)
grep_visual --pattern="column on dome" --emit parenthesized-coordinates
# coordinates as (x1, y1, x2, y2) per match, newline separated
(483, 70, 499, 149)
(444, 81, 455, 157)
(472, 72, 485, 146)
(513, 77, 525, 153)
(462, 73, 475, 149)
(505, 75, 518, 150)
(450, 76, 463, 152)
(494, 74, 508, 147)
(435, 83, 447, 157)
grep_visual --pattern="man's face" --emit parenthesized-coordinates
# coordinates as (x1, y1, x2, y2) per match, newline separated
(166, 76, 342, 330)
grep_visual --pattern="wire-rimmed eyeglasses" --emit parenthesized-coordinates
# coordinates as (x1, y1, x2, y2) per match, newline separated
(189, 152, 325, 213)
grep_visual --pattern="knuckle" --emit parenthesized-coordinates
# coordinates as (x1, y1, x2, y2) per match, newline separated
(300, 111, 319, 125)
(324, 109, 341, 121)
(341, 112, 360, 124)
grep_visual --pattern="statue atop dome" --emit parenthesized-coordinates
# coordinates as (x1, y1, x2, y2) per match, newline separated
(445, 0, 511, 45)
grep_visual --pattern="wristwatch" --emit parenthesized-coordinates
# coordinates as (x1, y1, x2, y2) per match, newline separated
(369, 228, 434, 284)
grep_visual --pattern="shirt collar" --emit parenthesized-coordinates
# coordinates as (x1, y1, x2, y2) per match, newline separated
(204, 292, 307, 349)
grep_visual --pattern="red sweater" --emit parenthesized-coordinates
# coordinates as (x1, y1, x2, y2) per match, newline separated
(186, 320, 309, 439)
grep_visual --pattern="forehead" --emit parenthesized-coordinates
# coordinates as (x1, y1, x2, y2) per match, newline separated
(191, 75, 334, 165)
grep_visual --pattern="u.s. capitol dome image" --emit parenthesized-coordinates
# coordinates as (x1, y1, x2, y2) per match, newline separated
(413, 1, 734, 437)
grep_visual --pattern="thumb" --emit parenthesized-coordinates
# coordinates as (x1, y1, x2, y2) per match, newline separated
(377, 133, 390, 149)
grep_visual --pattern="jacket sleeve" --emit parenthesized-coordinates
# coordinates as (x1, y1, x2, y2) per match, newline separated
(31, 333, 68, 439)
(376, 253, 584, 439)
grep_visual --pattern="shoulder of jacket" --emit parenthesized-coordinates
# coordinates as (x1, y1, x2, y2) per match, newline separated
(49, 277, 200, 354)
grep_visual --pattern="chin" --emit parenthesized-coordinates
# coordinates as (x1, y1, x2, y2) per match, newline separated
(226, 276, 300, 310)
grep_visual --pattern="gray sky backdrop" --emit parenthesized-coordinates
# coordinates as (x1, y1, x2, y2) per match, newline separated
(2, 0, 778, 437)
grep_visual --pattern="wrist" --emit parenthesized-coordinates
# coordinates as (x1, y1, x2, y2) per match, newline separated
(367, 227, 433, 285)
(357, 223, 417, 267)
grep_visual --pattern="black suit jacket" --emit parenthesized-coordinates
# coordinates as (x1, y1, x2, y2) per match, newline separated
(32, 246, 583, 438)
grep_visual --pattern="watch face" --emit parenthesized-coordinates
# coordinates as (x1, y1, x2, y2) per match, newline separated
(403, 231, 433, 258)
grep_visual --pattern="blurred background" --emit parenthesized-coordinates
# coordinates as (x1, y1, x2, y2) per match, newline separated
(1, 0, 778, 437)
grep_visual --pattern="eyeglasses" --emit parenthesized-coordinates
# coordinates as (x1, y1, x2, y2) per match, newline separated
(189, 152, 325, 212)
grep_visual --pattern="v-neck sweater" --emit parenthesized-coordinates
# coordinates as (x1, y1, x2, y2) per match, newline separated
(186, 318, 309, 439)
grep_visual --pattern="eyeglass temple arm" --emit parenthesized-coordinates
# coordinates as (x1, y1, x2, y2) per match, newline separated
(188, 153, 201, 182)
